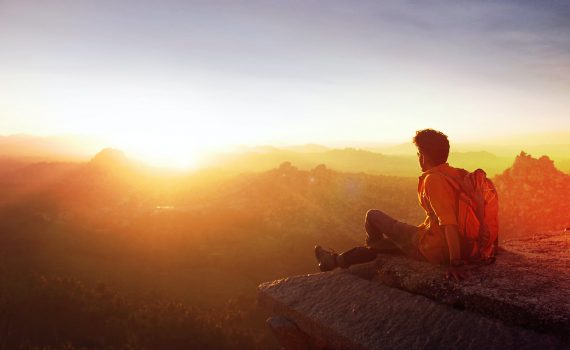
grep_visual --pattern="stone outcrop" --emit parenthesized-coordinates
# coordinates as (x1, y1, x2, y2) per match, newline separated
(494, 152, 570, 237)
(258, 231, 570, 349)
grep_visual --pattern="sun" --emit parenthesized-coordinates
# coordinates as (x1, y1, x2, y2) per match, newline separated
(108, 132, 211, 170)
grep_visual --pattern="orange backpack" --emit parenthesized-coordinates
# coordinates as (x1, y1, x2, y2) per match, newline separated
(439, 169, 499, 262)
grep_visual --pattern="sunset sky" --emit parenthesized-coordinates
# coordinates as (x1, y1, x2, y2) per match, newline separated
(1, 0, 569, 166)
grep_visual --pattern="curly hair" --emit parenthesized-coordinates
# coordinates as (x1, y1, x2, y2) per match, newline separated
(413, 129, 450, 166)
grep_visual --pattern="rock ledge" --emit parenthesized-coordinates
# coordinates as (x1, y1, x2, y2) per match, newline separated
(258, 231, 570, 349)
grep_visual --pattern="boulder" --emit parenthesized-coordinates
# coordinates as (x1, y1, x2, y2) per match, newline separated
(259, 231, 570, 349)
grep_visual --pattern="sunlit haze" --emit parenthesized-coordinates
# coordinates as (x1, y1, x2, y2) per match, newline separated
(1, 0, 570, 167)
(2, 3, 570, 347)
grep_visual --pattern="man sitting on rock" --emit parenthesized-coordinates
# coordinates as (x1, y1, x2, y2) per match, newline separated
(315, 129, 468, 280)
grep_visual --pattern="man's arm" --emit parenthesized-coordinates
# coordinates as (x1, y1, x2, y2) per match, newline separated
(443, 224, 467, 280)
(443, 224, 461, 263)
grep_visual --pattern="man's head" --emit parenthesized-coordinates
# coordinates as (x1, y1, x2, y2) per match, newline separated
(413, 129, 450, 172)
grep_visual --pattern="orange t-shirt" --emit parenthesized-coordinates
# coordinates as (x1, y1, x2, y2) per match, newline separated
(417, 163, 462, 265)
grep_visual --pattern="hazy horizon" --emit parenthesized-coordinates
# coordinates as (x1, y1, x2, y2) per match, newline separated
(2, 129, 570, 154)
(2, 131, 569, 176)
(2, 0, 570, 167)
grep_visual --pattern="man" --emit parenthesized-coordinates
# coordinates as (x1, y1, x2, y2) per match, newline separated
(315, 129, 467, 280)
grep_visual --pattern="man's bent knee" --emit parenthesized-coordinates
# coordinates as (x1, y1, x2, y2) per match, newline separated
(365, 209, 379, 222)
(364, 209, 390, 244)
(365, 209, 386, 226)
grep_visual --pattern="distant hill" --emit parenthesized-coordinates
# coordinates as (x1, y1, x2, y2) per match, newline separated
(448, 151, 512, 176)
(494, 151, 570, 237)
(203, 147, 418, 176)
(0, 160, 80, 207)
(241, 144, 331, 154)
(366, 133, 570, 173)
(281, 144, 331, 153)
(0, 157, 28, 175)
(204, 147, 535, 177)
(1, 132, 569, 173)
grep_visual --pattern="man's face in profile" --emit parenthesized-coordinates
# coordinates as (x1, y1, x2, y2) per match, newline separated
(417, 150, 428, 172)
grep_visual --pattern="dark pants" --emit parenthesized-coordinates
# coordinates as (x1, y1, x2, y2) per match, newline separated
(337, 209, 422, 268)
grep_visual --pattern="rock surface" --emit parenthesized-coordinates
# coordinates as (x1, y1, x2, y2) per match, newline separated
(266, 316, 315, 350)
(259, 272, 565, 350)
(259, 231, 570, 349)
(370, 231, 570, 337)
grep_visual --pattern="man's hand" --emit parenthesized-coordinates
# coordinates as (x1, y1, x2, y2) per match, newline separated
(444, 266, 468, 281)
(443, 225, 462, 262)
(442, 224, 467, 281)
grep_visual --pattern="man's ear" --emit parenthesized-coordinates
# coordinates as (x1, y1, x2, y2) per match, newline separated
(422, 153, 434, 169)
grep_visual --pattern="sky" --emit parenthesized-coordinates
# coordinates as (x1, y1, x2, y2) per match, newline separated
(1, 0, 569, 167)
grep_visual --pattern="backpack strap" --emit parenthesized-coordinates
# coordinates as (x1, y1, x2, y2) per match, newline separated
(434, 171, 474, 205)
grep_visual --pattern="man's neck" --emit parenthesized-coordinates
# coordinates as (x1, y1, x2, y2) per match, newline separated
(422, 162, 449, 174)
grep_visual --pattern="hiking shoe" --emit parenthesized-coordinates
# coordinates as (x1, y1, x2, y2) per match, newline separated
(314, 245, 338, 272)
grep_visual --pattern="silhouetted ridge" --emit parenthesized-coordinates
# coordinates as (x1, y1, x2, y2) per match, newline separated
(507, 151, 562, 177)
(88, 148, 130, 169)
(494, 151, 570, 236)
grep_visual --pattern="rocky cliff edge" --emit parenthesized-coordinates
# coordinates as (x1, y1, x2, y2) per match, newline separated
(258, 231, 570, 349)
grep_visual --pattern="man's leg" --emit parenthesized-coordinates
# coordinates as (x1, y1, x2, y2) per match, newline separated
(335, 210, 411, 268)
(364, 210, 402, 252)
(315, 210, 421, 271)
(364, 209, 421, 259)
(315, 245, 379, 271)
(335, 246, 379, 268)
